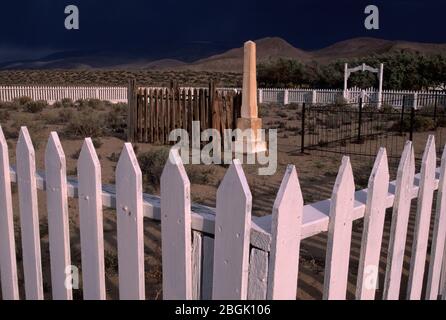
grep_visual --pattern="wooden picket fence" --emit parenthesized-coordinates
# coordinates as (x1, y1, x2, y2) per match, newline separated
(127, 81, 242, 143)
(1, 125, 446, 300)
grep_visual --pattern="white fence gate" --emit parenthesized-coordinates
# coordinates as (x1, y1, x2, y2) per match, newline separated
(0, 125, 446, 299)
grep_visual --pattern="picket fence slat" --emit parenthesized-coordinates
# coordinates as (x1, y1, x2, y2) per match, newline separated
(383, 141, 415, 299)
(323, 156, 355, 300)
(16, 127, 44, 300)
(426, 146, 446, 299)
(267, 165, 303, 300)
(78, 138, 106, 300)
(247, 248, 269, 300)
(407, 135, 436, 299)
(0, 126, 19, 300)
(161, 149, 192, 300)
(116, 143, 145, 300)
(45, 132, 72, 300)
(355, 148, 389, 300)
(212, 160, 252, 300)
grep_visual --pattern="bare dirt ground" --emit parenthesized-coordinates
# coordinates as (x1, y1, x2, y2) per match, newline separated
(0, 98, 440, 299)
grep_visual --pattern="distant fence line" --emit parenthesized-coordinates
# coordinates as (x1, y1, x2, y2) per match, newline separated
(0, 86, 127, 104)
(0, 85, 445, 108)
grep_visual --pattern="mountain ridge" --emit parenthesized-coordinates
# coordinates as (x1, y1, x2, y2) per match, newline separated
(1, 37, 445, 72)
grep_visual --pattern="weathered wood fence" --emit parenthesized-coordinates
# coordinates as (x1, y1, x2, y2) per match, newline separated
(127, 81, 242, 143)
(1, 125, 446, 300)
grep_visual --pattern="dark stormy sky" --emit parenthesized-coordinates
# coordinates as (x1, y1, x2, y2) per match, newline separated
(0, 0, 444, 63)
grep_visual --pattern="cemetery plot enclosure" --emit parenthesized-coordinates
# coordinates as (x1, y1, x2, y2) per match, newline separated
(299, 99, 446, 168)
(127, 81, 242, 144)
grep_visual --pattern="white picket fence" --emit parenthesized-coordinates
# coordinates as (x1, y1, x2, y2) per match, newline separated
(1, 86, 445, 109)
(1, 125, 446, 299)
(260, 88, 446, 108)
(0, 86, 127, 104)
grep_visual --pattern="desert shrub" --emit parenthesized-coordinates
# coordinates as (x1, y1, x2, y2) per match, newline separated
(0, 101, 20, 111)
(107, 152, 120, 162)
(71, 148, 81, 160)
(92, 137, 103, 148)
(325, 114, 341, 129)
(0, 110, 10, 122)
(258, 105, 269, 118)
(138, 147, 170, 191)
(57, 108, 75, 123)
(396, 115, 436, 132)
(64, 111, 103, 138)
(39, 112, 59, 125)
(380, 104, 396, 113)
(334, 96, 348, 106)
(413, 116, 436, 132)
(14, 96, 33, 105)
(104, 103, 127, 137)
(186, 166, 215, 185)
(2, 127, 18, 139)
(75, 98, 108, 111)
(61, 98, 75, 108)
(23, 100, 47, 113)
(277, 110, 288, 118)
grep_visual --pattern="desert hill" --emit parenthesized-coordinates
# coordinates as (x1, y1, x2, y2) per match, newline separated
(1, 37, 445, 72)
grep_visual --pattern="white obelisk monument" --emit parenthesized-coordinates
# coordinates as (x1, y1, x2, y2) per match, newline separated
(235, 41, 267, 154)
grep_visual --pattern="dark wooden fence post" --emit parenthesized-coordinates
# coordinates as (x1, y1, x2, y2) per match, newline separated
(409, 106, 415, 141)
(400, 96, 406, 134)
(434, 90, 438, 126)
(301, 103, 306, 154)
(357, 97, 363, 143)
(127, 79, 137, 142)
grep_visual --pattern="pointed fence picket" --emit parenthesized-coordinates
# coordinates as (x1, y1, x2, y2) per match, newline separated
(266, 165, 303, 300)
(45, 132, 72, 300)
(323, 156, 355, 300)
(407, 136, 437, 299)
(78, 138, 106, 300)
(355, 148, 389, 300)
(116, 143, 145, 300)
(426, 146, 446, 299)
(161, 148, 192, 300)
(16, 127, 44, 300)
(0, 126, 19, 300)
(212, 160, 252, 300)
(383, 141, 415, 300)
(1, 126, 446, 300)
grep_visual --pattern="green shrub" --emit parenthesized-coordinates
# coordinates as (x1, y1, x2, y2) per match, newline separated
(138, 148, 170, 191)
(396, 115, 436, 132)
(0, 101, 20, 111)
(92, 137, 103, 148)
(57, 108, 75, 123)
(75, 98, 108, 110)
(104, 103, 127, 137)
(24, 100, 47, 113)
(64, 111, 103, 138)
(14, 96, 33, 106)
(186, 166, 215, 185)
(0, 110, 10, 122)
(61, 98, 75, 108)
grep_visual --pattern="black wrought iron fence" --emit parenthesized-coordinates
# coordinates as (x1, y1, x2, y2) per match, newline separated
(298, 96, 446, 169)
